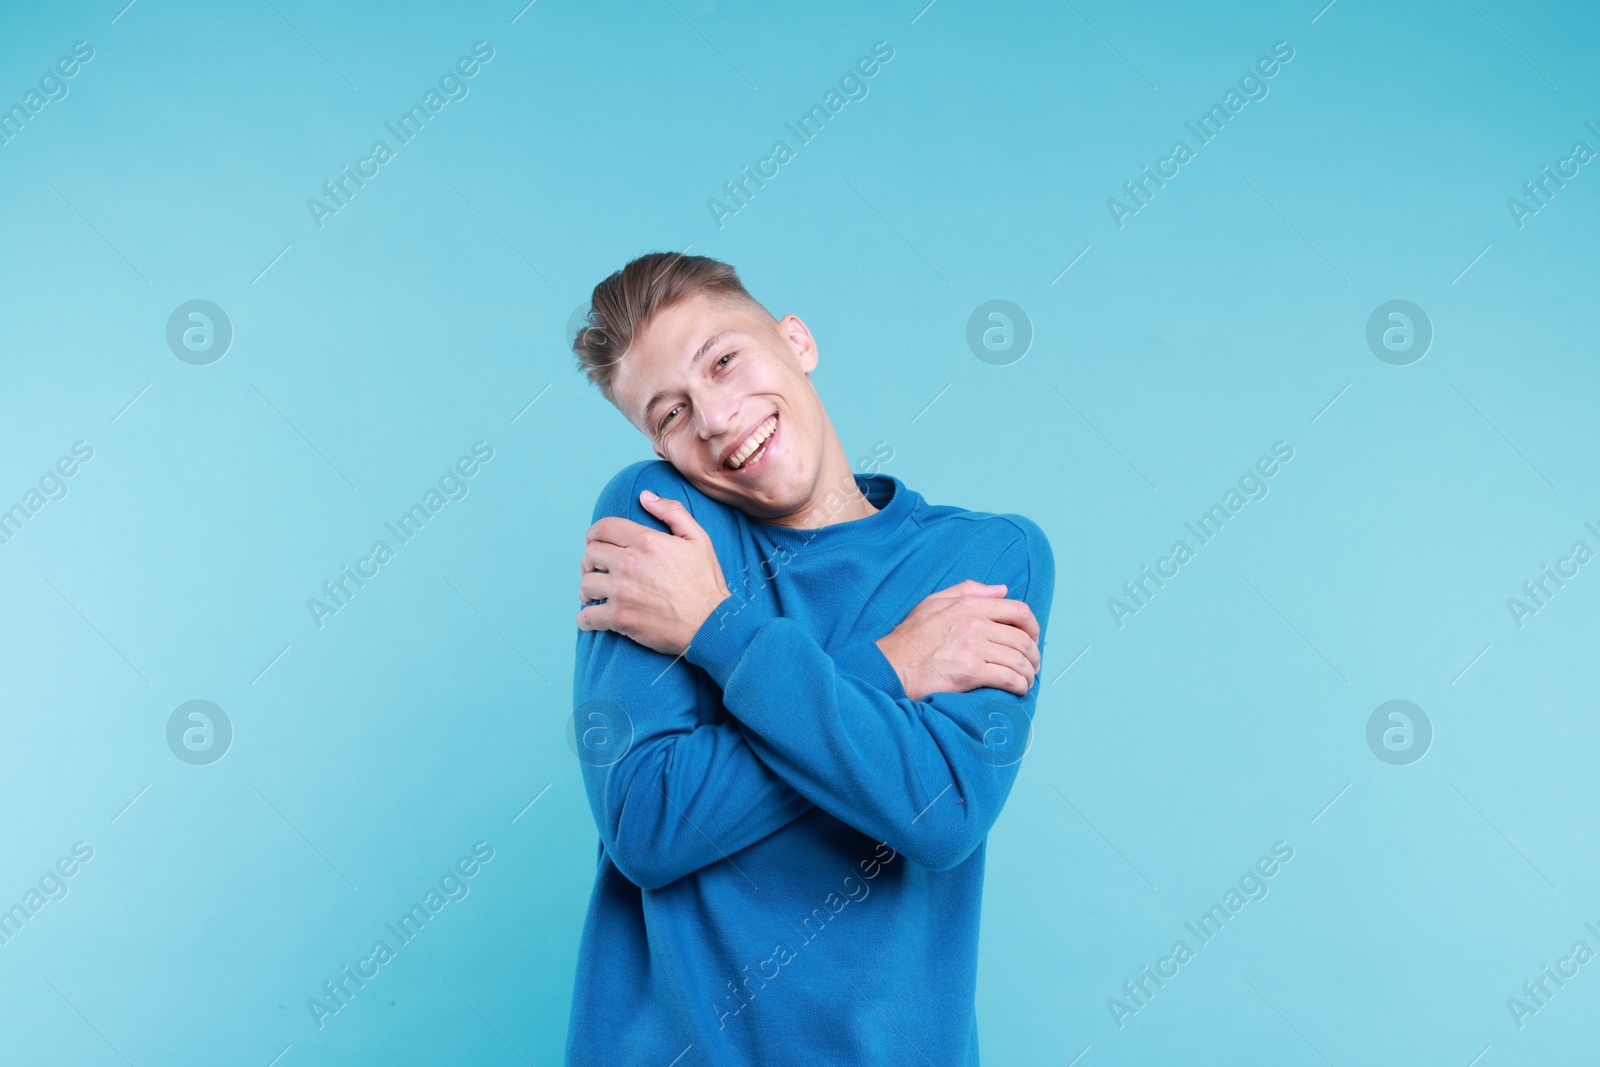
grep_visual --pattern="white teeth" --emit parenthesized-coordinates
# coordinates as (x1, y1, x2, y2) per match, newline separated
(727, 416, 777, 469)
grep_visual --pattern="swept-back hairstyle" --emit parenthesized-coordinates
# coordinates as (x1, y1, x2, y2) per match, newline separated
(572, 252, 770, 408)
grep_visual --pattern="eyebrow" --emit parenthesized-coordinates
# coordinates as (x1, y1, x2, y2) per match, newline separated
(640, 329, 738, 427)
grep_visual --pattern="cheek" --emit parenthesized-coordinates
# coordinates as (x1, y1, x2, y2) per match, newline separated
(668, 433, 709, 470)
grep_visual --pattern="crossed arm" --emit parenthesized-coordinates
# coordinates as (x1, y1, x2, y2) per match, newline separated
(571, 477, 1053, 889)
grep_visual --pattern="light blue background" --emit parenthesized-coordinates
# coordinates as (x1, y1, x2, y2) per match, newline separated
(2, 0, 1597, 1063)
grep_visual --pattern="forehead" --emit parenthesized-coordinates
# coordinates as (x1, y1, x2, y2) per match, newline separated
(636, 291, 736, 355)
(613, 292, 760, 421)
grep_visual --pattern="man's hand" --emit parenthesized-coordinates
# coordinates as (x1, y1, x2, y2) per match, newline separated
(876, 580, 1041, 700)
(577, 490, 732, 657)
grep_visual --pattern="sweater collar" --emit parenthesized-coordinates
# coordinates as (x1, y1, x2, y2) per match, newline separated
(752, 473, 916, 549)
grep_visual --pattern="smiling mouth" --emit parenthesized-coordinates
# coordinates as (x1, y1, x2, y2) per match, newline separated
(725, 414, 778, 471)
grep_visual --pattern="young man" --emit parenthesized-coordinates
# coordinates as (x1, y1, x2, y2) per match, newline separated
(566, 252, 1055, 1065)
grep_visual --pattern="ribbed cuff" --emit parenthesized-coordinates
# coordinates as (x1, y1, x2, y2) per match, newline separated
(833, 640, 909, 702)
(684, 592, 777, 690)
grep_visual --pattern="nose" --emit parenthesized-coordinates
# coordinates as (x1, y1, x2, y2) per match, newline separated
(693, 389, 739, 440)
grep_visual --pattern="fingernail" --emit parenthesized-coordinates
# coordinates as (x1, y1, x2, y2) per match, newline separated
(641, 489, 658, 502)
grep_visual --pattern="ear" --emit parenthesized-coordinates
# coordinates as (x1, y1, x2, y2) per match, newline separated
(778, 313, 818, 375)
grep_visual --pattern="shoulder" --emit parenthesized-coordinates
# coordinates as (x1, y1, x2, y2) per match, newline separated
(992, 512, 1053, 566)
(913, 492, 1055, 602)
(979, 513, 1055, 598)
(591, 460, 686, 518)
(590, 460, 744, 535)
(913, 488, 1054, 569)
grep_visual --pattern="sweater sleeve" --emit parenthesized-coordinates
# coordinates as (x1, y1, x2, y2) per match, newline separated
(683, 520, 1056, 871)
(572, 463, 813, 890)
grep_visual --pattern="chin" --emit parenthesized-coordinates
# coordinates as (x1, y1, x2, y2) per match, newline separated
(713, 481, 792, 517)
(704, 464, 801, 517)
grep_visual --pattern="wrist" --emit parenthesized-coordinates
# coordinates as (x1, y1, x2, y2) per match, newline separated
(680, 590, 728, 653)
(874, 632, 916, 699)
(684, 591, 773, 690)
(844, 635, 910, 702)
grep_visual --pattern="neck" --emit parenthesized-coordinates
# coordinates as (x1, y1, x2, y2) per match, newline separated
(764, 432, 879, 531)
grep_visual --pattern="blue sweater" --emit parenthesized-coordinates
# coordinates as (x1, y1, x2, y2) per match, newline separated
(567, 460, 1055, 1066)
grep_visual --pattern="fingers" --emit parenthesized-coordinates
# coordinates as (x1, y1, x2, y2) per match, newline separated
(575, 602, 614, 633)
(974, 661, 1032, 697)
(982, 641, 1037, 690)
(586, 515, 651, 548)
(982, 620, 1040, 671)
(580, 541, 622, 577)
(930, 662, 1029, 698)
(578, 570, 615, 606)
(638, 490, 705, 540)
(969, 596, 1040, 642)
(927, 579, 1006, 600)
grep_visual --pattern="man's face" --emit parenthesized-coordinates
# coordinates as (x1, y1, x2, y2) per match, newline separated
(608, 290, 833, 523)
